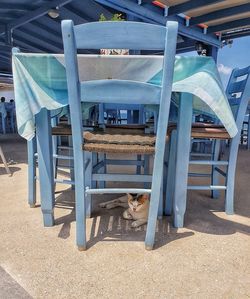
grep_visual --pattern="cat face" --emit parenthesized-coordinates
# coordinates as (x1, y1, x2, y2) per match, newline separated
(127, 193, 149, 212)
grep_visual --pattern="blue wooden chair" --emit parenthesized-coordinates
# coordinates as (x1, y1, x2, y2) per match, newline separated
(166, 65, 250, 226)
(62, 20, 178, 250)
(27, 110, 76, 208)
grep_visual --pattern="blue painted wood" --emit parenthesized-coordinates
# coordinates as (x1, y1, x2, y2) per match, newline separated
(62, 20, 87, 250)
(247, 110, 250, 150)
(92, 173, 152, 182)
(165, 129, 177, 216)
(185, 65, 250, 216)
(62, 19, 178, 250)
(86, 188, 151, 195)
(74, 21, 166, 50)
(173, 93, 193, 228)
(145, 21, 178, 249)
(85, 151, 92, 218)
(35, 108, 55, 226)
(7, 0, 73, 30)
(225, 67, 250, 214)
(211, 139, 221, 199)
(27, 137, 37, 208)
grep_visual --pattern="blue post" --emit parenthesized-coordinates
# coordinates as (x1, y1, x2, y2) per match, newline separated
(27, 137, 37, 207)
(165, 129, 177, 215)
(36, 108, 55, 226)
(173, 93, 193, 228)
(211, 139, 220, 199)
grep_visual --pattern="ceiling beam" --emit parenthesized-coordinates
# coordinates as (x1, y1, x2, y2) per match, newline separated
(222, 30, 250, 40)
(6, 0, 73, 30)
(34, 16, 61, 34)
(190, 4, 250, 26)
(13, 30, 62, 52)
(59, 6, 89, 24)
(22, 23, 62, 46)
(13, 38, 44, 53)
(70, 0, 113, 21)
(165, 0, 224, 16)
(95, 0, 221, 47)
(167, 0, 225, 16)
(0, 54, 11, 61)
(0, 3, 36, 10)
(207, 17, 250, 33)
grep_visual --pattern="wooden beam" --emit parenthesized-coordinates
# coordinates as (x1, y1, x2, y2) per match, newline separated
(168, 0, 225, 15)
(207, 17, 250, 33)
(13, 30, 62, 52)
(190, 4, 250, 26)
(7, 0, 73, 30)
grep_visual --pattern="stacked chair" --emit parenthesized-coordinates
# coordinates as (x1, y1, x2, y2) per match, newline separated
(166, 65, 250, 227)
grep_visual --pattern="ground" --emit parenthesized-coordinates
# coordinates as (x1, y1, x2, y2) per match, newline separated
(0, 134, 249, 299)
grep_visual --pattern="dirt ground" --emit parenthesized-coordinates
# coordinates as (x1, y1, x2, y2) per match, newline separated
(0, 134, 249, 299)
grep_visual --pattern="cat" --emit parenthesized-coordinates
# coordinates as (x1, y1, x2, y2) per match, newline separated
(99, 193, 149, 228)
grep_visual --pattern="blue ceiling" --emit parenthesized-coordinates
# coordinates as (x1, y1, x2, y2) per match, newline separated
(0, 0, 249, 77)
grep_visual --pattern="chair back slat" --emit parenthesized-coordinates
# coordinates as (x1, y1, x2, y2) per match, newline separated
(233, 65, 250, 77)
(225, 66, 250, 136)
(228, 80, 247, 94)
(80, 80, 161, 105)
(74, 21, 166, 50)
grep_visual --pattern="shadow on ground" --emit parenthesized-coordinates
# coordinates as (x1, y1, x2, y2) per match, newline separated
(53, 187, 250, 249)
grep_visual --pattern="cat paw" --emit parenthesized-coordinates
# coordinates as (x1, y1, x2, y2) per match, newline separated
(123, 210, 133, 220)
(106, 203, 116, 209)
(131, 220, 142, 228)
(99, 202, 107, 208)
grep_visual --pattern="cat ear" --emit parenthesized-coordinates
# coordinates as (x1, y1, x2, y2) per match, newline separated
(127, 193, 133, 200)
(142, 193, 149, 201)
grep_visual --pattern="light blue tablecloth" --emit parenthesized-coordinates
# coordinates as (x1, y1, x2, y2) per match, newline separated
(12, 53, 238, 140)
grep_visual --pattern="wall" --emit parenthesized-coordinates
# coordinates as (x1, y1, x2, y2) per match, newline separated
(0, 88, 14, 102)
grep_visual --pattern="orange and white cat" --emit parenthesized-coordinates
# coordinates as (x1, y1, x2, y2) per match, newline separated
(99, 193, 149, 227)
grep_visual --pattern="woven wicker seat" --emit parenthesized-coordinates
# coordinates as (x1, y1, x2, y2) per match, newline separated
(52, 123, 72, 136)
(52, 123, 156, 154)
(168, 122, 230, 140)
(83, 131, 156, 154)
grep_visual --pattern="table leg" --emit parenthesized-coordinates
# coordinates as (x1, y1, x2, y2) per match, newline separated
(36, 108, 55, 226)
(173, 93, 193, 228)
(27, 137, 37, 207)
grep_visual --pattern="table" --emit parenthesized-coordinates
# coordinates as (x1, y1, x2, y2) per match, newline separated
(12, 53, 238, 226)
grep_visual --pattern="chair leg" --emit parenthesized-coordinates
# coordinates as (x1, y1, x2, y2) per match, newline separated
(165, 130, 177, 216)
(211, 139, 221, 199)
(247, 113, 250, 150)
(74, 150, 87, 250)
(136, 155, 141, 174)
(145, 169, 164, 250)
(0, 145, 11, 176)
(35, 109, 55, 227)
(158, 175, 164, 218)
(27, 138, 36, 207)
(69, 136, 75, 190)
(85, 151, 92, 218)
(173, 94, 193, 228)
(225, 137, 240, 215)
(143, 155, 150, 189)
(98, 153, 106, 188)
(1, 116, 6, 134)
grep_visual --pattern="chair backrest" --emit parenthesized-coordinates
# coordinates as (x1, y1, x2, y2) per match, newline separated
(62, 20, 178, 146)
(226, 65, 250, 132)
